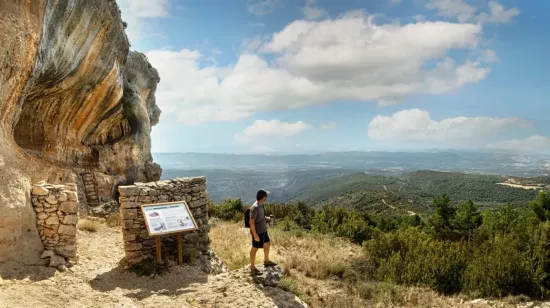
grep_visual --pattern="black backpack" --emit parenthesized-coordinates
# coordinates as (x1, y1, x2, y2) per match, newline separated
(244, 208, 250, 228)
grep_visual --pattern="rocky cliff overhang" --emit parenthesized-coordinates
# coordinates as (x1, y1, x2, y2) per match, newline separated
(0, 0, 162, 264)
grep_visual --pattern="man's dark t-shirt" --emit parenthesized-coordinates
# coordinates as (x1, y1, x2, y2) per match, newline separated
(250, 201, 267, 234)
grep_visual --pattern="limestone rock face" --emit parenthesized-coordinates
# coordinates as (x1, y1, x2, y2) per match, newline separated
(0, 0, 162, 264)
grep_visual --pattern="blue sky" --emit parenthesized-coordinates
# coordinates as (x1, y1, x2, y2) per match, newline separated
(116, 0, 549, 154)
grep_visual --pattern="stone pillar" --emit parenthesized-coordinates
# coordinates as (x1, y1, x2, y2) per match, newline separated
(118, 177, 210, 266)
(31, 183, 79, 267)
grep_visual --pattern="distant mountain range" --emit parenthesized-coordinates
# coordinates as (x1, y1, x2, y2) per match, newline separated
(154, 151, 550, 177)
(154, 151, 550, 206)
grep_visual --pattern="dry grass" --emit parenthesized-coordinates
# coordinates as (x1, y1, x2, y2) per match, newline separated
(209, 221, 517, 308)
(105, 212, 122, 227)
(210, 221, 367, 306)
(77, 219, 102, 232)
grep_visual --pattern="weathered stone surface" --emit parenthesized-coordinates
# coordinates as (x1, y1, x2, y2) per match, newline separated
(58, 193, 68, 202)
(119, 186, 139, 197)
(121, 202, 140, 209)
(123, 209, 138, 220)
(45, 216, 60, 225)
(62, 215, 78, 225)
(0, 0, 162, 263)
(58, 225, 77, 236)
(66, 191, 78, 202)
(60, 202, 79, 214)
(56, 245, 76, 259)
(32, 186, 49, 196)
(41, 250, 55, 259)
(49, 255, 66, 268)
(45, 195, 58, 205)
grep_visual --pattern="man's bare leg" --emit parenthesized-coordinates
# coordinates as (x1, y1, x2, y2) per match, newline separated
(263, 242, 270, 262)
(250, 247, 258, 269)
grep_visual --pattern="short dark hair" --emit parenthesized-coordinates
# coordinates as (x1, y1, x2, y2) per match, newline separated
(256, 189, 268, 201)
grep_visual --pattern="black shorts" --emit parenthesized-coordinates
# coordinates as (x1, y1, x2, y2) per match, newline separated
(252, 231, 270, 248)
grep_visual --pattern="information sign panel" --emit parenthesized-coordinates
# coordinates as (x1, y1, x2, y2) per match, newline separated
(141, 201, 198, 236)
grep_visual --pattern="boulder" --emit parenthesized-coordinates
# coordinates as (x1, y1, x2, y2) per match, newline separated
(40, 250, 54, 259)
(49, 255, 66, 268)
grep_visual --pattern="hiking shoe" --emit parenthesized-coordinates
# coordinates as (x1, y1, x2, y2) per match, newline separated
(264, 260, 278, 267)
(250, 268, 262, 276)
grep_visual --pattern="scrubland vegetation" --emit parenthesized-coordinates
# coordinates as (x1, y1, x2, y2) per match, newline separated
(209, 191, 550, 306)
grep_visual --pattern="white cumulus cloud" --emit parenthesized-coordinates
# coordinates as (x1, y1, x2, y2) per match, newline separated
(117, 0, 171, 42)
(146, 10, 494, 125)
(234, 120, 311, 143)
(367, 109, 531, 144)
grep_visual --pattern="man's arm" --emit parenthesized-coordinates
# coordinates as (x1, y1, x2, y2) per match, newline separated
(250, 207, 259, 241)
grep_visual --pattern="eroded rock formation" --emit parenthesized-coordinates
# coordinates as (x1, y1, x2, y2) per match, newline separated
(0, 0, 162, 264)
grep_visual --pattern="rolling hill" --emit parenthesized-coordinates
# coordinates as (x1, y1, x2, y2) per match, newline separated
(289, 170, 544, 214)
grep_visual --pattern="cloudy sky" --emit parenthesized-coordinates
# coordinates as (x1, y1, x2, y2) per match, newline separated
(116, 0, 549, 154)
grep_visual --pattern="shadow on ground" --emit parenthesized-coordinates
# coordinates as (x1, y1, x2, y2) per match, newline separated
(89, 264, 209, 300)
(0, 260, 57, 282)
(260, 286, 309, 308)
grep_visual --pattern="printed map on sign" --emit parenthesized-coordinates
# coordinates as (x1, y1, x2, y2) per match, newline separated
(141, 201, 198, 236)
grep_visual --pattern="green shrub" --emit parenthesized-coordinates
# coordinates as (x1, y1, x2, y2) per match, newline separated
(463, 233, 533, 297)
(209, 199, 244, 222)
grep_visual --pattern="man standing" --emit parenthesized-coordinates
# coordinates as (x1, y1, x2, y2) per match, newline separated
(249, 189, 277, 275)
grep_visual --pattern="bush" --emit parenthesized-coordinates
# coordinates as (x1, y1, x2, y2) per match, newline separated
(209, 199, 244, 222)
(463, 233, 533, 297)
(105, 212, 121, 227)
(365, 227, 468, 295)
(78, 219, 101, 232)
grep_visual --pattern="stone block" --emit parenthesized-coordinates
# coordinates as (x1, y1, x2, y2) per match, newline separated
(62, 215, 78, 225)
(58, 225, 77, 236)
(43, 227, 57, 237)
(66, 191, 78, 202)
(119, 186, 139, 197)
(138, 195, 153, 202)
(32, 185, 49, 196)
(45, 216, 60, 225)
(121, 202, 140, 209)
(64, 183, 78, 192)
(60, 201, 78, 213)
(41, 250, 54, 259)
(56, 245, 76, 258)
(36, 212, 48, 220)
(123, 209, 137, 220)
(58, 193, 68, 202)
(125, 243, 142, 251)
(123, 220, 134, 229)
(123, 233, 136, 241)
(45, 195, 58, 205)
(49, 255, 66, 268)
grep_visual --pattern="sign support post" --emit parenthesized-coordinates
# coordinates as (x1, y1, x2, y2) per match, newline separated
(155, 236, 162, 264)
(177, 233, 183, 264)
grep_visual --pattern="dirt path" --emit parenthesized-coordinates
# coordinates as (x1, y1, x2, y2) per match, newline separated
(381, 198, 396, 210)
(0, 225, 306, 308)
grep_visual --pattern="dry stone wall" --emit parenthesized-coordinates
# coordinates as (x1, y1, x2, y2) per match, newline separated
(118, 177, 210, 266)
(31, 183, 80, 267)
